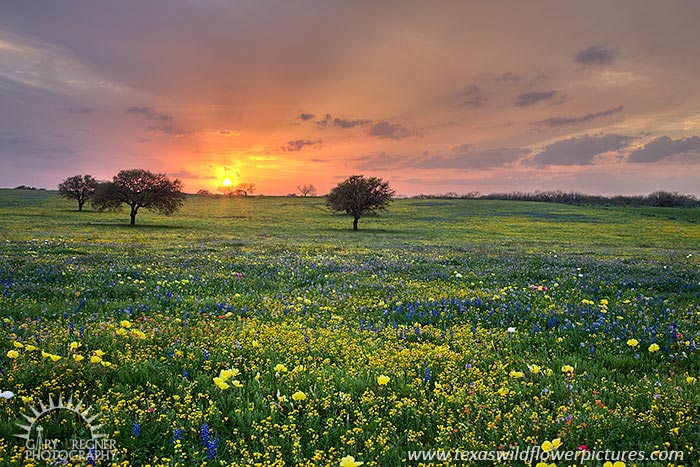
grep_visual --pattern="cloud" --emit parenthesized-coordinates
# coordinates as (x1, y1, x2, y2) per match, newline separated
(367, 121, 416, 140)
(147, 124, 192, 136)
(65, 107, 93, 115)
(126, 106, 173, 122)
(298, 112, 315, 121)
(333, 117, 371, 129)
(497, 72, 522, 84)
(169, 168, 213, 179)
(353, 152, 405, 170)
(218, 129, 240, 136)
(529, 133, 633, 166)
(535, 105, 624, 127)
(514, 90, 557, 107)
(627, 135, 700, 163)
(462, 85, 485, 107)
(282, 139, 321, 151)
(574, 46, 615, 65)
(416, 147, 530, 169)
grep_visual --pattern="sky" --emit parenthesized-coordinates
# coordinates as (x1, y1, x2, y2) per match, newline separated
(1, 0, 700, 196)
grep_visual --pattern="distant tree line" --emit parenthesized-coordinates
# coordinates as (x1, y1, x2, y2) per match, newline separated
(412, 190, 699, 208)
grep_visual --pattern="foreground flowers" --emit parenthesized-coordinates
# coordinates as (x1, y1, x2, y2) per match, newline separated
(377, 375, 390, 385)
(339, 455, 363, 467)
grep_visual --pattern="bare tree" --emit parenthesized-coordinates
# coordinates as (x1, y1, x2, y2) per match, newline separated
(297, 183, 317, 197)
(57, 174, 99, 211)
(235, 183, 255, 197)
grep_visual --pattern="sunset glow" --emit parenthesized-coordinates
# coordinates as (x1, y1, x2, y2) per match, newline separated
(2, 2, 700, 195)
(222, 177, 232, 187)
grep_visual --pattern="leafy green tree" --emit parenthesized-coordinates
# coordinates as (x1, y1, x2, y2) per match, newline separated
(92, 169, 185, 225)
(57, 174, 99, 211)
(326, 175, 395, 231)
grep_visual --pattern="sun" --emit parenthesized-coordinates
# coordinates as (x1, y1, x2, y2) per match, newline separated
(222, 177, 232, 187)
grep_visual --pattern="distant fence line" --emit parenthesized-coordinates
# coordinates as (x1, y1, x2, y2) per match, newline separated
(411, 190, 700, 208)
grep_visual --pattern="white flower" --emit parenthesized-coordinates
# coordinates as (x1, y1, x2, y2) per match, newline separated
(0, 391, 14, 400)
(507, 327, 516, 334)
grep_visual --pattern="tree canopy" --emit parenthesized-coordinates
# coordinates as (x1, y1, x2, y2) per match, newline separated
(326, 175, 395, 231)
(92, 169, 185, 225)
(57, 174, 99, 211)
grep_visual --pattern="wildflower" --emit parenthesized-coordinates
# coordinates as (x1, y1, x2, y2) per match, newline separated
(541, 438, 562, 452)
(536, 463, 555, 467)
(626, 339, 638, 347)
(117, 328, 128, 336)
(132, 421, 141, 436)
(670, 427, 680, 436)
(603, 462, 625, 467)
(200, 423, 210, 447)
(173, 427, 183, 441)
(561, 365, 574, 374)
(687, 376, 697, 384)
(100, 360, 112, 367)
(13, 341, 23, 348)
(509, 370, 524, 378)
(73, 354, 85, 362)
(529, 364, 541, 374)
(377, 375, 390, 385)
(213, 377, 229, 390)
(340, 455, 364, 467)
(231, 380, 243, 388)
(6, 350, 19, 359)
(0, 391, 14, 400)
(507, 327, 516, 334)
(49, 354, 61, 362)
(120, 320, 132, 328)
(292, 391, 307, 401)
(24, 345, 37, 351)
(207, 438, 218, 460)
(93, 350, 105, 357)
(90, 356, 102, 364)
(41, 351, 51, 359)
(274, 363, 288, 373)
(648, 343, 660, 353)
(69, 341, 81, 350)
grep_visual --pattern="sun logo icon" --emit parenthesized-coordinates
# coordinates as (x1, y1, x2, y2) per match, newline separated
(15, 394, 116, 462)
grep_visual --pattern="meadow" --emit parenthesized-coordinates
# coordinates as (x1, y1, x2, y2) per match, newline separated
(0, 189, 699, 466)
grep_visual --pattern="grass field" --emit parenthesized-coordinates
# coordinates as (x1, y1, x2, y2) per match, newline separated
(1, 189, 699, 466)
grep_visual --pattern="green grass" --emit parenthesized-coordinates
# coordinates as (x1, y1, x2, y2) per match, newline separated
(0, 190, 698, 466)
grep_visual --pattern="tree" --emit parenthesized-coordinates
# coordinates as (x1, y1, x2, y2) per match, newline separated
(326, 175, 395, 231)
(57, 174, 99, 211)
(92, 169, 185, 225)
(297, 183, 317, 197)
(234, 183, 255, 197)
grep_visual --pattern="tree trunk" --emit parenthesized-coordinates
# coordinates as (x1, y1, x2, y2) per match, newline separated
(353, 216, 359, 231)
(130, 206, 137, 225)
(78, 199, 84, 211)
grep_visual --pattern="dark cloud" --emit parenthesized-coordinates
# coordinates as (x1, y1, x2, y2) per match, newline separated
(169, 168, 212, 179)
(218, 130, 240, 136)
(514, 90, 557, 107)
(65, 107, 93, 115)
(497, 72, 522, 84)
(529, 134, 633, 166)
(367, 121, 416, 140)
(353, 152, 405, 170)
(333, 118, 371, 129)
(298, 112, 315, 121)
(315, 113, 332, 127)
(535, 105, 624, 127)
(574, 46, 615, 65)
(627, 135, 700, 163)
(127, 106, 173, 122)
(462, 85, 485, 107)
(416, 147, 530, 169)
(282, 139, 322, 151)
(147, 124, 191, 136)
